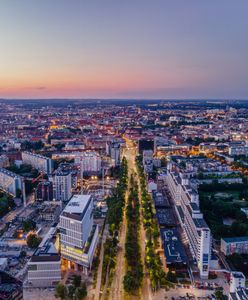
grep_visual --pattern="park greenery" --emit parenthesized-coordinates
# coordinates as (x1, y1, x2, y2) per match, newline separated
(101, 157, 128, 288)
(226, 253, 248, 277)
(22, 219, 36, 232)
(136, 155, 166, 291)
(123, 174, 143, 293)
(26, 233, 42, 249)
(7, 163, 39, 178)
(199, 183, 248, 239)
(55, 275, 87, 300)
(0, 192, 15, 217)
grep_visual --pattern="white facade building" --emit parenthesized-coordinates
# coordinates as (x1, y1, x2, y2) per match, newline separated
(54, 170, 72, 202)
(230, 272, 246, 294)
(166, 162, 211, 279)
(0, 168, 24, 197)
(59, 194, 99, 274)
(75, 151, 101, 174)
(22, 151, 53, 174)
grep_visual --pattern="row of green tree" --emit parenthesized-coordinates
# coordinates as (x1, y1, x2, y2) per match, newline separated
(123, 174, 143, 293)
(101, 157, 128, 288)
(0, 193, 15, 218)
(136, 156, 165, 291)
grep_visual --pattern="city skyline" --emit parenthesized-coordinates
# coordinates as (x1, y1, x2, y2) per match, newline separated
(1, 0, 248, 99)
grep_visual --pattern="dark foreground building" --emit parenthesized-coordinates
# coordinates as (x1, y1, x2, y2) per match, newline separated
(0, 271, 23, 300)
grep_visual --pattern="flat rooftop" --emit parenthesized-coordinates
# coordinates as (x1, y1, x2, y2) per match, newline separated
(161, 228, 187, 265)
(222, 236, 248, 243)
(154, 193, 170, 207)
(62, 194, 92, 221)
(232, 272, 245, 279)
(156, 208, 176, 226)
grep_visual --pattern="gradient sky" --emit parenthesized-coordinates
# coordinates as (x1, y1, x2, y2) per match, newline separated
(1, 0, 248, 99)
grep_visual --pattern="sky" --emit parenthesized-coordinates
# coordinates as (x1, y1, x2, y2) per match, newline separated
(0, 0, 248, 100)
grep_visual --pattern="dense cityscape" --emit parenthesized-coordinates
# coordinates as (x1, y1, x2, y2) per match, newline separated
(0, 99, 248, 299)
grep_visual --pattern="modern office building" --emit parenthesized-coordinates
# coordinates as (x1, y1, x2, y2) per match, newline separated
(221, 236, 248, 256)
(59, 194, 99, 274)
(35, 181, 53, 201)
(27, 228, 61, 287)
(22, 151, 53, 174)
(0, 167, 24, 197)
(166, 161, 211, 279)
(75, 151, 101, 174)
(54, 170, 72, 202)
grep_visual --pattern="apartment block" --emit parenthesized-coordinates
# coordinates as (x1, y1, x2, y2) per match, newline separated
(0, 167, 24, 197)
(166, 161, 211, 279)
(54, 170, 72, 202)
(22, 151, 53, 174)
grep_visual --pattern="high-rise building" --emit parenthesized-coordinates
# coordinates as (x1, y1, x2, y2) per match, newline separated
(54, 170, 72, 202)
(22, 151, 53, 174)
(59, 194, 99, 274)
(106, 141, 121, 166)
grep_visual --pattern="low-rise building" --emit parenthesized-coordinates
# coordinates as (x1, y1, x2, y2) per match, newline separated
(221, 236, 248, 255)
(230, 272, 246, 294)
(27, 228, 61, 287)
(0, 271, 23, 300)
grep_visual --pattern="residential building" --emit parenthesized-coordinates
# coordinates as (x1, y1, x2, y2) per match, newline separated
(0, 167, 24, 197)
(22, 151, 53, 173)
(143, 150, 153, 173)
(59, 194, 99, 274)
(221, 237, 248, 255)
(54, 170, 72, 202)
(110, 142, 121, 166)
(75, 151, 101, 174)
(166, 161, 211, 279)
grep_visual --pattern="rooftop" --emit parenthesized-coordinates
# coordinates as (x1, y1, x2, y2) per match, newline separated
(161, 228, 187, 264)
(62, 194, 92, 221)
(222, 236, 248, 243)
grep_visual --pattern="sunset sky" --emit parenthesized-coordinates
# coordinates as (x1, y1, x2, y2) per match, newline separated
(1, 0, 248, 99)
